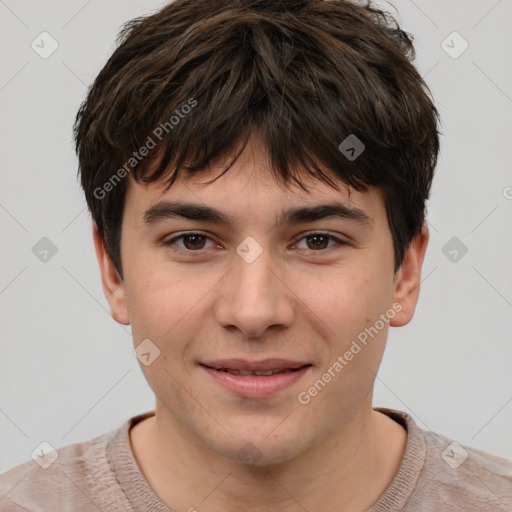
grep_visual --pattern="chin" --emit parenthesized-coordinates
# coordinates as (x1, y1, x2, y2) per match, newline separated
(207, 426, 309, 468)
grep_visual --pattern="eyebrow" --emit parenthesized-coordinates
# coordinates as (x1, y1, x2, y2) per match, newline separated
(142, 201, 372, 229)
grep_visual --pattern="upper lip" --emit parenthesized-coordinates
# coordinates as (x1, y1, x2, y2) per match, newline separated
(200, 359, 310, 371)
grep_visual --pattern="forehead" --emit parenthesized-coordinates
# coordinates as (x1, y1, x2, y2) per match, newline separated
(122, 133, 386, 229)
(123, 175, 390, 245)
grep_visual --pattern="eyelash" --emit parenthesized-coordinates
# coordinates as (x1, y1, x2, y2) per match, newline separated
(163, 231, 348, 256)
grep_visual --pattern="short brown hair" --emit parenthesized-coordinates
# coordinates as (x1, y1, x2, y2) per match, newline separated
(74, 0, 440, 278)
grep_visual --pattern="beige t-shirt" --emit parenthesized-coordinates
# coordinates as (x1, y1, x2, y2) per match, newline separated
(1, 408, 511, 511)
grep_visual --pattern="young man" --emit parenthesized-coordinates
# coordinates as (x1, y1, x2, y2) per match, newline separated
(1, 0, 511, 510)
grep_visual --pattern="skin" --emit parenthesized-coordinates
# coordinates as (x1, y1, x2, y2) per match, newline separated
(94, 131, 429, 512)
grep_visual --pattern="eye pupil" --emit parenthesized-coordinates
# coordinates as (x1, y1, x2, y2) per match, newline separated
(307, 234, 329, 250)
(184, 234, 206, 250)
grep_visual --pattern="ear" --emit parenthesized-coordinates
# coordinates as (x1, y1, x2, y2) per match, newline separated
(92, 223, 130, 325)
(390, 223, 429, 327)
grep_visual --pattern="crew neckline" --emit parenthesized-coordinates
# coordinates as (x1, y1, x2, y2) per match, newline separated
(107, 407, 427, 511)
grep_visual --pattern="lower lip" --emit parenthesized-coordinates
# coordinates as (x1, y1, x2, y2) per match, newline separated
(201, 365, 311, 398)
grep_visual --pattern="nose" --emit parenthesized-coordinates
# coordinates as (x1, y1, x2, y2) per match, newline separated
(214, 243, 295, 339)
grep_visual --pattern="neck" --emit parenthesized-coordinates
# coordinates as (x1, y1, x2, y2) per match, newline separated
(130, 399, 406, 512)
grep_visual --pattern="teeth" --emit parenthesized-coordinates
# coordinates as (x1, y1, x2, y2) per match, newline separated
(220, 368, 291, 376)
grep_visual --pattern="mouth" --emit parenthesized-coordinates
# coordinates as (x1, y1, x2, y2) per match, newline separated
(199, 359, 312, 398)
(200, 358, 311, 375)
(201, 366, 308, 376)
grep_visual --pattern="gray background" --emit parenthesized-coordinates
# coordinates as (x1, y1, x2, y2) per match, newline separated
(0, 0, 511, 474)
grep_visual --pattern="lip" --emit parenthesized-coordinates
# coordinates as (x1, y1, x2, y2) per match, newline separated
(200, 359, 311, 399)
(201, 358, 309, 372)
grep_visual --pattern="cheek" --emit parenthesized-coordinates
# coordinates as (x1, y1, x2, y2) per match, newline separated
(125, 265, 219, 362)
(125, 268, 205, 410)
(295, 261, 393, 406)
(125, 265, 185, 345)
(300, 262, 392, 339)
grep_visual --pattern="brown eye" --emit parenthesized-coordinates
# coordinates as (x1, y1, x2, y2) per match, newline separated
(294, 232, 345, 252)
(164, 232, 215, 253)
(305, 234, 330, 250)
(182, 234, 207, 250)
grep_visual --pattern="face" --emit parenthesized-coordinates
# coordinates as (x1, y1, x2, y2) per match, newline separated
(95, 132, 427, 467)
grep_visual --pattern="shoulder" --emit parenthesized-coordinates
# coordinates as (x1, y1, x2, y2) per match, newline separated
(417, 428, 512, 509)
(408, 420, 512, 511)
(0, 427, 125, 512)
(372, 408, 512, 511)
